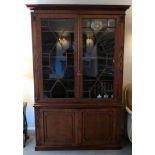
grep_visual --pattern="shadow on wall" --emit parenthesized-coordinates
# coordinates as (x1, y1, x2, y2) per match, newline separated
(23, 76, 35, 129)
(26, 104, 35, 129)
(123, 6, 132, 87)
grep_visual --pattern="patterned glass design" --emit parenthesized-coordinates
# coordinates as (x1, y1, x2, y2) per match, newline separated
(41, 19, 75, 98)
(82, 19, 115, 99)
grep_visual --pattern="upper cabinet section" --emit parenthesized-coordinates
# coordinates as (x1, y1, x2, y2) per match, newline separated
(27, 5, 130, 102)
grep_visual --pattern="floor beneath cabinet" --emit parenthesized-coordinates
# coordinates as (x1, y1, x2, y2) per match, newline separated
(23, 130, 132, 155)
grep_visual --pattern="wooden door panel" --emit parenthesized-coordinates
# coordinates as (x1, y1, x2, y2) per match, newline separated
(42, 109, 77, 145)
(81, 109, 116, 145)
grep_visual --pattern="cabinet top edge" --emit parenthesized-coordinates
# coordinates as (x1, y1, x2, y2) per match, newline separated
(26, 4, 130, 11)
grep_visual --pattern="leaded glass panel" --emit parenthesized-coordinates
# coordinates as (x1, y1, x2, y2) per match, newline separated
(41, 19, 75, 98)
(82, 19, 115, 99)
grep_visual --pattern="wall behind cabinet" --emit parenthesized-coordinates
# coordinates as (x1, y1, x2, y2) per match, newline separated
(23, 0, 132, 129)
(25, 0, 131, 5)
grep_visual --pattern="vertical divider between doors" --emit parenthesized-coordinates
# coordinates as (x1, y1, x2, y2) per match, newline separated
(75, 15, 83, 98)
(78, 16, 83, 98)
(74, 15, 79, 98)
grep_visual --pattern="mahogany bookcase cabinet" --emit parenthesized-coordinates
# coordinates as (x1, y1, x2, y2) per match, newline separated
(27, 4, 130, 150)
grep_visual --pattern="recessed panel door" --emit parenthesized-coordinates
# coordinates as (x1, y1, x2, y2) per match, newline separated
(80, 109, 121, 145)
(42, 109, 78, 146)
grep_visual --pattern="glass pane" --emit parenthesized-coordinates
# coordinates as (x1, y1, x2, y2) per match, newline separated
(108, 19, 115, 27)
(82, 19, 115, 99)
(41, 19, 75, 98)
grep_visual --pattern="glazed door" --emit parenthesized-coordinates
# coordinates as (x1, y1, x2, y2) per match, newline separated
(33, 14, 79, 102)
(79, 15, 120, 101)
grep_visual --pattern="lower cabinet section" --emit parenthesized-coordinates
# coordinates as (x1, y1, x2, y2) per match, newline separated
(35, 106, 122, 150)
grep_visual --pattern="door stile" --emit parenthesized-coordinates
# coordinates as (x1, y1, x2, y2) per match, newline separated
(78, 16, 83, 98)
(74, 15, 79, 98)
